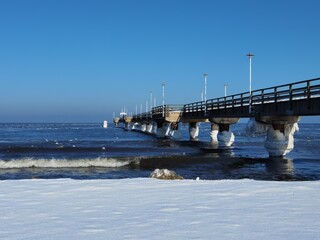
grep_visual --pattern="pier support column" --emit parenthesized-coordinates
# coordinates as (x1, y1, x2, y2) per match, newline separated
(189, 122, 200, 140)
(156, 122, 172, 138)
(217, 124, 235, 147)
(152, 122, 157, 135)
(146, 123, 153, 133)
(209, 118, 239, 147)
(140, 123, 147, 132)
(124, 122, 133, 131)
(265, 122, 299, 157)
(250, 116, 300, 157)
(113, 117, 120, 127)
(131, 122, 139, 130)
(210, 123, 219, 142)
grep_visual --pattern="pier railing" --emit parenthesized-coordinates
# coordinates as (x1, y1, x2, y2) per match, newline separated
(132, 104, 184, 121)
(184, 77, 320, 116)
(126, 78, 320, 123)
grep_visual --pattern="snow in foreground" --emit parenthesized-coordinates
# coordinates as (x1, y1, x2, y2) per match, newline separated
(1, 178, 319, 240)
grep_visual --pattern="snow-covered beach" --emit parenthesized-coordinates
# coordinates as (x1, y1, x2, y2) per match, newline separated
(1, 178, 319, 240)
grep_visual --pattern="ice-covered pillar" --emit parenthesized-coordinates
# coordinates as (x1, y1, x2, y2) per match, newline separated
(217, 124, 235, 147)
(124, 123, 133, 131)
(152, 122, 157, 135)
(210, 118, 239, 147)
(140, 123, 147, 132)
(248, 116, 300, 157)
(265, 122, 299, 157)
(189, 122, 200, 140)
(146, 122, 153, 133)
(210, 123, 219, 142)
(156, 122, 172, 138)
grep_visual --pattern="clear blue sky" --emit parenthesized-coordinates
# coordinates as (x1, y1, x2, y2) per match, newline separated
(0, 0, 319, 122)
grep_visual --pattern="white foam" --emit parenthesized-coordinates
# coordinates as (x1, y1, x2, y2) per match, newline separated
(0, 158, 130, 169)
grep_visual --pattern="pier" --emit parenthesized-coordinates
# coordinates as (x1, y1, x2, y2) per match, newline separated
(114, 77, 320, 156)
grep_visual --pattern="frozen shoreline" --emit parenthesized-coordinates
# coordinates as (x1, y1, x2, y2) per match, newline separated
(1, 178, 320, 240)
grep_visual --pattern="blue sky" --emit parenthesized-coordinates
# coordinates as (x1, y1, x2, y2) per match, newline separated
(0, 0, 319, 122)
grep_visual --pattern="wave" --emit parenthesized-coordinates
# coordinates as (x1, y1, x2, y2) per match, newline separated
(0, 157, 132, 169)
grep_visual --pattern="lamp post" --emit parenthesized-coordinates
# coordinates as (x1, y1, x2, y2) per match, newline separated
(203, 73, 208, 115)
(247, 52, 254, 113)
(203, 73, 208, 102)
(162, 81, 165, 117)
(224, 83, 228, 97)
(150, 91, 153, 118)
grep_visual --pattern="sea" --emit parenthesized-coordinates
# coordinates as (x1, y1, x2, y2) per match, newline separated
(0, 122, 319, 181)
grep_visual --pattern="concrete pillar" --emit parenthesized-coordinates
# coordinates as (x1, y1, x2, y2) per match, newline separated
(209, 118, 239, 147)
(265, 123, 299, 157)
(189, 122, 200, 140)
(113, 117, 120, 127)
(156, 122, 172, 138)
(210, 123, 219, 142)
(124, 123, 133, 131)
(217, 123, 235, 147)
(250, 116, 300, 157)
(146, 123, 153, 133)
(152, 122, 157, 135)
(132, 122, 139, 130)
(140, 123, 147, 132)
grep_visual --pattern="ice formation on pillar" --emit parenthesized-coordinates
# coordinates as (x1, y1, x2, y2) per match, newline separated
(210, 129, 218, 142)
(217, 130, 235, 147)
(125, 123, 133, 131)
(189, 123, 200, 140)
(246, 118, 269, 136)
(152, 123, 157, 134)
(140, 124, 147, 132)
(156, 122, 172, 138)
(146, 124, 153, 133)
(210, 123, 219, 143)
(265, 123, 299, 157)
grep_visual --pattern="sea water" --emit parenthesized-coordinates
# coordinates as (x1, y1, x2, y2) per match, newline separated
(0, 122, 319, 180)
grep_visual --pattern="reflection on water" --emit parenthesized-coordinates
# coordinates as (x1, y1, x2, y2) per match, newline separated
(265, 157, 295, 180)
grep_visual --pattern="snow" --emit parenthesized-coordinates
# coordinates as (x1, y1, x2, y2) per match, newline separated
(1, 178, 320, 240)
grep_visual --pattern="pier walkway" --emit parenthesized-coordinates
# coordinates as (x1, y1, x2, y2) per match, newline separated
(114, 77, 320, 156)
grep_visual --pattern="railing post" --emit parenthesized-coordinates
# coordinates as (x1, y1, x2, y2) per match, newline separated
(240, 94, 243, 113)
(274, 87, 278, 112)
(289, 84, 293, 110)
(307, 81, 311, 109)
(232, 95, 234, 114)
(261, 89, 264, 112)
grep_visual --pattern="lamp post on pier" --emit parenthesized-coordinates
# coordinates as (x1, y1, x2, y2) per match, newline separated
(162, 81, 165, 117)
(150, 91, 153, 118)
(224, 83, 228, 97)
(203, 73, 208, 115)
(247, 52, 254, 113)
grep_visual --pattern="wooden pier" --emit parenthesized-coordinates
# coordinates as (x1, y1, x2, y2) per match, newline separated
(114, 77, 320, 156)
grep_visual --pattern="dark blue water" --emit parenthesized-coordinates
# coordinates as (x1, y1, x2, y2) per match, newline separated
(0, 123, 319, 181)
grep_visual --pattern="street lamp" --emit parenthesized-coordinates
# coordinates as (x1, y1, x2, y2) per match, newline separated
(224, 83, 228, 97)
(203, 73, 208, 102)
(162, 81, 165, 117)
(247, 52, 254, 113)
(203, 73, 208, 115)
(150, 91, 153, 118)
